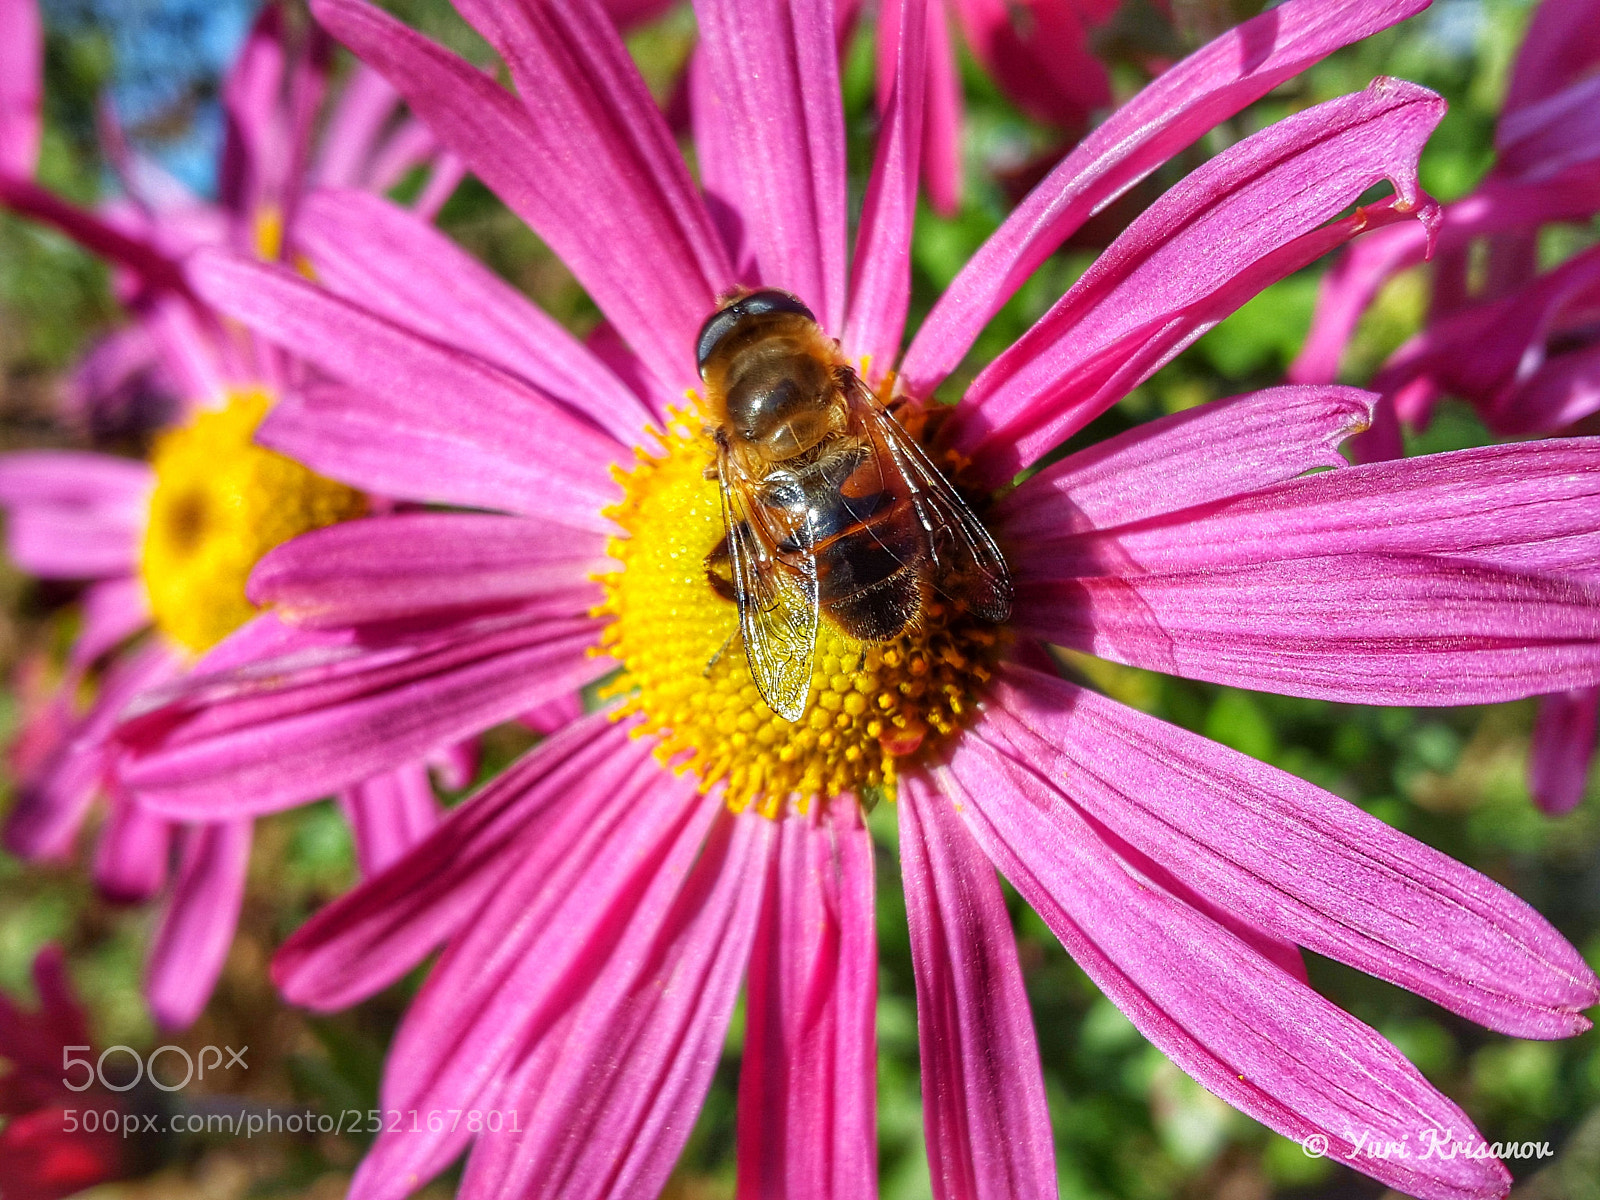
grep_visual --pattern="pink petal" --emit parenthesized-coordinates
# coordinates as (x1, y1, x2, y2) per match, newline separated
(259, 384, 579, 520)
(1291, 168, 1600, 386)
(939, 737, 1512, 1200)
(462, 809, 771, 1200)
(117, 611, 608, 818)
(946, 78, 1444, 485)
(0, 451, 151, 579)
(145, 819, 252, 1031)
(738, 802, 876, 1199)
(984, 663, 1599, 1035)
(997, 384, 1375, 542)
(898, 775, 1055, 1200)
(311, 63, 401, 189)
(0, 0, 42, 175)
(339, 761, 440, 879)
(91, 790, 173, 903)
(1496, 341, 1600, 435)
(899, 0, 1431, 398)
(1529, 687, 1599, 817)
(918, 0, 962, 217)
(1500, 0, 1600, 119)
(294, 189, 655, 443)
(951, 0, 1111, 131)
(1494, 71, 1600, 183)
(429, 739, 478, 791)
(70, 577, 151, 671)
(1372, 245, 1600, 432)
(688, 46, 755, 282)
(248, 512, 608, 628)
(3, 506, 141, 579)
(1020, 555, 1600, 706)
(275, 712, 639, 1011)
(693, 0, 849, 333)
(188, 249, 624, 528)
(4, 642, 181, 862)
(1017, 439, 1600, 582)
(0, 449, 152, 507)
(218, 3, 289, 219)
(350, 769, 721, 1200)
(842, 0, 926, 380)
(0, 175, 192, 298)
(313, 0, 730, 393)
(1013, 441, 1600, 704)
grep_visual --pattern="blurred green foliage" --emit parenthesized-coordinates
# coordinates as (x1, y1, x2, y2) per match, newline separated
(1, 1, 1597, 1199)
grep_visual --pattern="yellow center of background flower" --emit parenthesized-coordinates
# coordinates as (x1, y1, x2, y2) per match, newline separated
(597, 412, 1001, 818)
(139, 390, 366, 654)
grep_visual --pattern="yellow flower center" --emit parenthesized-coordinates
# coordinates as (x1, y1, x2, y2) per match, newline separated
(140, 390, 366, 654)
(596, 411, 1003, 817)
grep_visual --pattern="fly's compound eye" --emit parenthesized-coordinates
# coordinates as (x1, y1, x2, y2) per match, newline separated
(696, 289, 817, 379)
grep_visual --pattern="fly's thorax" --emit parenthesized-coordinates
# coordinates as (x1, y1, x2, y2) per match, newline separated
(140, 390, 366, 654)
(595, 410, 1005, 819)
(702, 312, 841, 457)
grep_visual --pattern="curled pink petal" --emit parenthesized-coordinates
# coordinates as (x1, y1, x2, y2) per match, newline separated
(947, 78, 1444, 485)
(1529, 687, 1599, 817)
(900, 0, 1432, 397)
(899, 776, 1055, 1200)
(997, 384, 1375, 541)
(738, 802, 877, 1199)
(1291, 165, 1600, 386)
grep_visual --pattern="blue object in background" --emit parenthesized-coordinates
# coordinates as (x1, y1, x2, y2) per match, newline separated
(44, 0, 259, 198)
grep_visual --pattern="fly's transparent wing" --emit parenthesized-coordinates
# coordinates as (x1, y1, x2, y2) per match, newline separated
(846, 380, 1013, 623)
(718, 451, 819, 721)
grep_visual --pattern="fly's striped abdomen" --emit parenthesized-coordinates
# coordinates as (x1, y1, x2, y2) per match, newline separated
(779, 441, 924, 642)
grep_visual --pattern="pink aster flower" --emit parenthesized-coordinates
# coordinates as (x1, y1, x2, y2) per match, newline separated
(1290, 0, 1600, 815)
(113, 0, 1600, 1196)
(0, 1, 466, 1029)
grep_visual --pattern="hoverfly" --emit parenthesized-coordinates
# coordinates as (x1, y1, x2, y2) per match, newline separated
(697, 289, 1011, 721)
